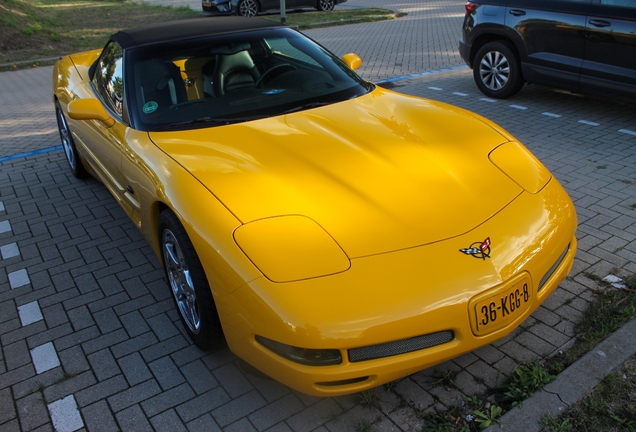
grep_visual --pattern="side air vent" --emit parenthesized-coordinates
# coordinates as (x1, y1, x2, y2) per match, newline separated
(538, 244, 570, 292)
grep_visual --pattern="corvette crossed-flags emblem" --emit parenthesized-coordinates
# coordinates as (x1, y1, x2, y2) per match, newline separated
(459, 237, 491, 260)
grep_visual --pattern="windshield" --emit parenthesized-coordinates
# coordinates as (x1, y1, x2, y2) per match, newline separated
(125, 28, 373, 131)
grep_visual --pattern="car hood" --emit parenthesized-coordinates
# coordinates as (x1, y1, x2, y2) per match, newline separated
(150, 88, 521, 258)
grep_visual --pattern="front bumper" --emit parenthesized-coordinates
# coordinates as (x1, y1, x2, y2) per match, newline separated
(213, 178, 577, 396)
(202, 0, 234, 14)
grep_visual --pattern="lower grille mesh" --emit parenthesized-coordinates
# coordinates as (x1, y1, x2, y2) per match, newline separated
(348, 330, 454, 363)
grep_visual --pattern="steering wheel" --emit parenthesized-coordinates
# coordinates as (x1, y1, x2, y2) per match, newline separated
(256, 64, 298, 88)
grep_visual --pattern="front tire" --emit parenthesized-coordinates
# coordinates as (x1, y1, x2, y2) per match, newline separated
(473, 41, 524, 99)
(159, 210, 224, 350)
(237, 0, 258, 16)
(55, 100, 88, 179)
(317, 0, 334, 11)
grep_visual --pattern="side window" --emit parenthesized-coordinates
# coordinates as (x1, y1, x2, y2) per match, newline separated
(263, 37, 321, 68)
(93, 42, 125, 119)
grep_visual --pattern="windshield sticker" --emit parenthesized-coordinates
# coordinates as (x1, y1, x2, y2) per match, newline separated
(262, 89, 285, 95)
(143, 101, 158, 114)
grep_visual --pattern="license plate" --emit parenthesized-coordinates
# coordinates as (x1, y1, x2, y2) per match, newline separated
(202, 1, 212, 5)
(472, 277, 532, 335)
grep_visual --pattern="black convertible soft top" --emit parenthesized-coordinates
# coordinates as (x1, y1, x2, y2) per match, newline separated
(111, 17, 285, 49)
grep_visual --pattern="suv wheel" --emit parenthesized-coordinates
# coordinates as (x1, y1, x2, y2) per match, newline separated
(317, 0, 335, 11)
(238, 0, 258, 16)
(473, 41, 523, 99)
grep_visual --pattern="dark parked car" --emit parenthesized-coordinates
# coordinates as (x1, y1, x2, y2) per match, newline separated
(203, 0, 346, 17)
(459, 0, 636, 102)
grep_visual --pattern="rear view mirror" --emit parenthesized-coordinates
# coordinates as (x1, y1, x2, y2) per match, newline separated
(341, 53, 362, 71)
(68, 98, 115, 127)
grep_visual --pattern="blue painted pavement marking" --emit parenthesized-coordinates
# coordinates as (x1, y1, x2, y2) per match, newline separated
(0, 145, 63, 163)
(374, 65, 469, 85)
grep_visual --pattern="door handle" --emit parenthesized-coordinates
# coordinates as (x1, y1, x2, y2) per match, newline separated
(509, 9, 526, 16)
(589, 19, 611, 27)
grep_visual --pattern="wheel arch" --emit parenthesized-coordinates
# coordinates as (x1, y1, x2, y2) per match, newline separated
(151, 200, 171, 265)
(469, 28, 526, 71)
(148, 176, 260, 295)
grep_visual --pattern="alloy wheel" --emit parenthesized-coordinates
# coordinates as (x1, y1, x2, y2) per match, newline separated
(163, 228, 201, 334)
(478, 50, 510, 91)
(318, 0, 334, 10)
(239, 0, 258, 17)
(56, 106, 77, 170)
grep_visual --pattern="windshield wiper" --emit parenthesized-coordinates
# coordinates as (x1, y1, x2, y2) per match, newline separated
(280, 101, 332, 115)
(149, 103, 332, 131)
(150, 115, 265, 131)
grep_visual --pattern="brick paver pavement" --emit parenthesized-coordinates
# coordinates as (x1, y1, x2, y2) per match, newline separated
(1, 1, 636, 431)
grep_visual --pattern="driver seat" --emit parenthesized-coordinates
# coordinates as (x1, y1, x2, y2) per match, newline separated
(137, 60, 188, 111)
(213, 51, 260, 95)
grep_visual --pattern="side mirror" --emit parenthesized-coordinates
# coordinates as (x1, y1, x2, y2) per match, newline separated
(341, 53, 362, 71)
(68, 98, 115, 127)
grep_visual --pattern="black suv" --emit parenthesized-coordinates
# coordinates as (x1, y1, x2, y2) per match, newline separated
(459, 0, 636, 102)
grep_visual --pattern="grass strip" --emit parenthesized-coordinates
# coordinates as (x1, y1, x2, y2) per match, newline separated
(261, 8, 399, 29)
(545, 274, 636, 376)
(0, 0, 396, 69)
(540, 355, 636, 432)
(420, 274, 636, 431)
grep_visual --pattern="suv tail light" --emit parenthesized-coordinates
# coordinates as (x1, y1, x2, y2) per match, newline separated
(465, 1, 478, 15)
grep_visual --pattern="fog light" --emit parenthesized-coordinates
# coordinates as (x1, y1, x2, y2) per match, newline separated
(256, 335, 342, 366)
(217, 3, 230, 11)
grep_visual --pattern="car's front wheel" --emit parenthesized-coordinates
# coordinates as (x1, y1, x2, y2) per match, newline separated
(55, 101, 88, 179)
(237, 0, 258, 16)
(473, 41, 524, 99)
(159, 210, 224, 350)
(317, 0, 334, 11)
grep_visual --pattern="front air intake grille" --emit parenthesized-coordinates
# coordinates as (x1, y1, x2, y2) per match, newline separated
(348, 330, 455, 363)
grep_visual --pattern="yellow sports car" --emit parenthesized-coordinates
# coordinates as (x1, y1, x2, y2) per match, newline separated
(53, 17, 577, 396)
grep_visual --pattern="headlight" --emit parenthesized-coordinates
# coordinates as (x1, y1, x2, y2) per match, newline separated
(234, 215, 350, 283)
(255, 335, 342, 366)
(489, 142, 552, 194)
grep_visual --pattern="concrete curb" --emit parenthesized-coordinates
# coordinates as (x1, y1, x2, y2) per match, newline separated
(486, 316, 636, 432)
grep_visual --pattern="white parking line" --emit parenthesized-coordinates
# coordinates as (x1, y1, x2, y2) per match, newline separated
(31, 342, 60, 374)
(48, 396, 84, 432)
(413, 80, 635, 139)
(18, 301, 44, 326)
(0, 220, 10, 234)
(1, 242, 19, 259)
(8, 269, 29, 289)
